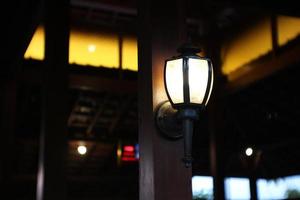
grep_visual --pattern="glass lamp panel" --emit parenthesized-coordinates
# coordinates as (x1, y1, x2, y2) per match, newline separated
(188, 58, 209, 104)
(165, 58, 184, 104)
(205, 64, 214, 105)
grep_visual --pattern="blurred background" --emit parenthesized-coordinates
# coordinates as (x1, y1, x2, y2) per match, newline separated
(1, 0, 300, 199)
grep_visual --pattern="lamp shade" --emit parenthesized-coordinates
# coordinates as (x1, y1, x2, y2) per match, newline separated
(164, 54, 213, 109)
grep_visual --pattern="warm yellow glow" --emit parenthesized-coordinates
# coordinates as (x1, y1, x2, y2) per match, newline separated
(87, 44, 96, 53)
(221, 17, 272, 75)
(122, 36, 138, 71)
(165, 59, 184, 104)
(24, 26, 138, 71)
(278, 15, 300, 46)
(188, 58, 209, 104)
(117, 148, 122, 157)
(77, 145, 87, 155)
(69, 30, 119, 67)
(24, 26, 45, 60)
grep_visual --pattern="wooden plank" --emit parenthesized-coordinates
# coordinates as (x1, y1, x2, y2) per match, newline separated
(138, 0, 192, 200)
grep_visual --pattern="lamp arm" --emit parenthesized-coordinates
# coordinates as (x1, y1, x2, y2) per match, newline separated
(178, 108, 198, 168)
(182, 118, 194, 168)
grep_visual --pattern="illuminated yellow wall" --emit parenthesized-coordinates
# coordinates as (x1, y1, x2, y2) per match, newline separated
(221, 15, 300, 77)
(278, 15, 300, 46)
(122, 36, 138, 71)
(24, 26, 138, 71)
(24, 26, 45, 60)
(221, 17, 272, 75)
(69, 30, 119, 68)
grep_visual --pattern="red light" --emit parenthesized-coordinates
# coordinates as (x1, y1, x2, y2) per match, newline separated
(121, 157, 137, 161)
(122, 151, 135, 157)
(123, 145, 134, 152)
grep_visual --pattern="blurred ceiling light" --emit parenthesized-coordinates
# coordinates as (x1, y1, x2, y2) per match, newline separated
(245, 147, 253, 156)
(77, 145, 87, 155)
(87, 44, 96, 53)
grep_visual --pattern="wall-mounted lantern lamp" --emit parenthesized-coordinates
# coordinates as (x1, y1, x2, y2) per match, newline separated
(155, 43, 214, 168)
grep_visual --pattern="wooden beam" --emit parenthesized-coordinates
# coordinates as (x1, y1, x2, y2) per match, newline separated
(138, 0, 192, 200)
(21, 67, 137, 94)
(271, 14, 279, 54)
(86, 95, 110, 135)
(226, 38, 300, 93)
(36, 0, 70, 199)
(108, 96, 132, 135)
(69, 74, 137, 94)
(118, 33, 123, 79)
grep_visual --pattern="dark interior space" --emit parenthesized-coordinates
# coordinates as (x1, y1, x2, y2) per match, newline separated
(1, 0, 300, 199)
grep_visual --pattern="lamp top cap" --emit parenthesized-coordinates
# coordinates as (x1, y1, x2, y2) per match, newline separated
(177, 43, 201, 55)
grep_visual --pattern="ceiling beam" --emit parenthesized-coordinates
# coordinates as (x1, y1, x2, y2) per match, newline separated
(69, 74, 137, 94)
(86, 95, 110, 135)
(21, 66, 137, 94)
(108, 96, 133, 135)
(71, 0, 137, 16)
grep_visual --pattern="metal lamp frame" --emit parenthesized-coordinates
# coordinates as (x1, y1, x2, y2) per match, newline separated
(155, 44, 214, 168)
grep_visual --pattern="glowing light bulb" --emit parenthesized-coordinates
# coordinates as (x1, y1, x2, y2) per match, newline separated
(87, 44, 96, 53)
(245, 147, 253, 156)
(77, 145, 87, 155)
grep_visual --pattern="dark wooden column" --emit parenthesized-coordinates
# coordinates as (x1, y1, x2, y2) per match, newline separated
(207, 41, 226, 200)
(36, 0, 69, 199)
(249, 176, 258, 200)
(138, 0, 192, 200)
(208, 104, 226, 200)
(0, 79, 17, 197)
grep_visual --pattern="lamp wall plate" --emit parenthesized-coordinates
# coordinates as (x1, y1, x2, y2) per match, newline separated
(155, 101, 183, 140)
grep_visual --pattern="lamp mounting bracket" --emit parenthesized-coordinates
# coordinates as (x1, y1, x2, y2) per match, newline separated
(177, 43, 201, 55)
(155, 101, 183, 140)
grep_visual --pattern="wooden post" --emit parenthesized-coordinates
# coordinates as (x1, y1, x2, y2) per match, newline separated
(249, 176, 258, 200)
(138, 0, 192, 200)
(207, 41, 226, 200)
(271, 14, 279, 55)
(118, 33, 123, 80)
(0, 79, 17, 197)
(36, 0, 69, 199)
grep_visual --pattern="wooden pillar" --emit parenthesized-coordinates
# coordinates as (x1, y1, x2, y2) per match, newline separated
(249, 176, 258, 200)
(36, 0, 69, 199)
(208, 107, 226, 200)
(271, 14, 279, 55)
(118, 33, 123, 80)
(138, 0, 192, 200)
(207, 41, 226, 200)
(0, 79, 17, 197)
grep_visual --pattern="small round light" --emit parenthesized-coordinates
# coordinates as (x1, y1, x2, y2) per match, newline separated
(77, 145, 87, 155)
(245, 147, 253, 156)
(87, 44, 96, 53)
